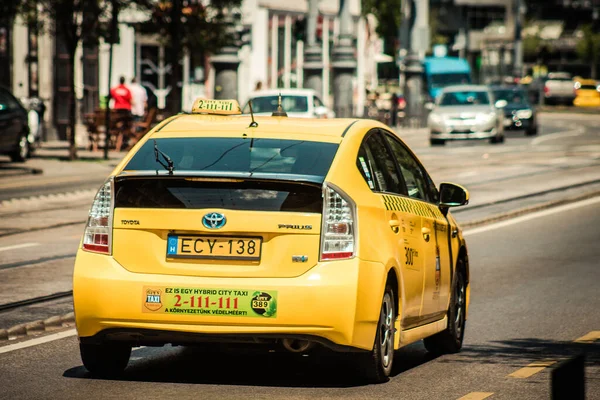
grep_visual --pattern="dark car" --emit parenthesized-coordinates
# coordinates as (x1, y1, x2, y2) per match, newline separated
(490, 85, 538, 136)
(0, 87, 30, 162)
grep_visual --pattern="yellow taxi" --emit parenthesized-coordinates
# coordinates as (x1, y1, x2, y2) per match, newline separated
(74, 98, 471, 382)
(574, 78, 600, 107)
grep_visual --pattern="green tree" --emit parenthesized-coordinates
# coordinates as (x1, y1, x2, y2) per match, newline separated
(576, 24, 600, 79)
(139, 0, 242, 115)
(362, 0, 402, 57)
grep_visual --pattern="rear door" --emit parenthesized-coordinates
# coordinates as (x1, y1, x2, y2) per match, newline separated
(384, 132, 451, 320)
(357, 130, 424, 322)
(111, 136, 339, 279)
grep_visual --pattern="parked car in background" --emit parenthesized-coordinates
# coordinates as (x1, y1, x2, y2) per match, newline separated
(0, 86, 30, 162)
(243, 89, 335, 119)
(490, 85, 538, 136)
(528, 72, 577, 105)
(427, 85, 505, 146)
(573, 78, 600, 107)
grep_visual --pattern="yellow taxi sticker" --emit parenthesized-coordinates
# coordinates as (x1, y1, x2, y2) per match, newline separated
(142, 286, 278, 318)
(191, 98, 242, 115)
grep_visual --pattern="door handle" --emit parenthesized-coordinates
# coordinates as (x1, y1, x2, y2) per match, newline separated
(452, 229, 458, 238)
(422, 227, 431, 242)
(389, 219, 400, 233)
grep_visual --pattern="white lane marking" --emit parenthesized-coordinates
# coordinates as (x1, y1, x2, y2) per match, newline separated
(2, 196, 600, 354)
(531, 127, 584, 145)
(464, 196, 600, 237)
(0, 329, 77, 355)
(0, 243, 40, 253)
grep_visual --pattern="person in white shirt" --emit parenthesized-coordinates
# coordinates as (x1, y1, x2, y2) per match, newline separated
(127, 77, 148, 123)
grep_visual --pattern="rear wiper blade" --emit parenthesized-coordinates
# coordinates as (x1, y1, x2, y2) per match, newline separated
(154, 139, 174, 175)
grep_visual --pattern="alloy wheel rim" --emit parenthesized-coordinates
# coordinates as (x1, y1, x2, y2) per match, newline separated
(379, 292, 394, 368)
(454, 277, 465, 339)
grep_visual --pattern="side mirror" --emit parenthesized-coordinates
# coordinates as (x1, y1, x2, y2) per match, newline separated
(424, 102, 435, 111)
(314, 106, 329, 118)
(439, 182, 469, 208)
(495, 99, 508, 108)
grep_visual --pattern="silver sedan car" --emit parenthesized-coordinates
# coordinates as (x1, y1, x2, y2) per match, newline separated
(427, 85, 505, 146)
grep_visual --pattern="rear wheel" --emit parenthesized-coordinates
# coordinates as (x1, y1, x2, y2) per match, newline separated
(357, 285, 395, 383)
(423, 267, 466, 355)
(80, 342, 131, 378)
(10, 135, 29, 162)
(430, 138, 445, 146)
(526, 126, 538, 136)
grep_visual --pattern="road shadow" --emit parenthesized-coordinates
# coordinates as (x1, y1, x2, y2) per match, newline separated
(442, 337, 599, 372)
(63, 342, 435, 388)
(0, 160, 43, 176)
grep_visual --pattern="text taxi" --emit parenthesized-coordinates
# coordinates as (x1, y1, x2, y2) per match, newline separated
(73, 98, 471, 383)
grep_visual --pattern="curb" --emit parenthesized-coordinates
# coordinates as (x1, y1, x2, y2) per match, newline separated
(460, 190, 600, 230)
(0, 312, 75, 342)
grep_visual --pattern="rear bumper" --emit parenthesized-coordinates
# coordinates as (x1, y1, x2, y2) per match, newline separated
(73, 250, 386, 351)
(430, 128, 498, 140)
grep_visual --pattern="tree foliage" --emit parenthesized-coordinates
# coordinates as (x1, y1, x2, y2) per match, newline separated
(362, 0, 402, 55)
(576, 24, 600, 78)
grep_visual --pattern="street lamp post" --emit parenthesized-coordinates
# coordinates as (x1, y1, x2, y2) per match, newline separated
(513, 0, 524, 80)
(303, 0, 323, 98)
(332, 0, 356, 118)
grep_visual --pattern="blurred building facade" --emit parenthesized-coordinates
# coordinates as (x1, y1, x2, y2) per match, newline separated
(3, 0, 383, 142)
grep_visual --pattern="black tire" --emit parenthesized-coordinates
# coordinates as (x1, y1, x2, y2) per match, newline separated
(430, 138, 445, 146)
(526, 126, 538, 136)
(80, 342, 131, 378)
(490, 134, 504, 144)
(357, 285, 396, 383)
(9, 135, 29, 162)
(423, 266, 467, 355)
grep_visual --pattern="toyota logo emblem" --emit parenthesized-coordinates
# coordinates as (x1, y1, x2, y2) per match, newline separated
(202, 212, 227, 229)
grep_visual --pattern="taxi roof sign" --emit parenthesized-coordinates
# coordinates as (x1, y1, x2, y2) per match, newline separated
(191, 98, 241, 115)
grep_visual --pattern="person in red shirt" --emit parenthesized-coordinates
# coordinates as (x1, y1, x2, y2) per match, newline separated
(110, 76, 133, 111)
(109, 76, 133, 150)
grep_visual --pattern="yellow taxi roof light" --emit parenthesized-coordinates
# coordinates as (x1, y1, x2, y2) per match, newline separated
(191, 98, 241, 115)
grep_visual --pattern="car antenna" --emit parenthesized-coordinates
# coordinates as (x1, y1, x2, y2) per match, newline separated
(248, 100, 258, 127)
(271, 92, 288, 117)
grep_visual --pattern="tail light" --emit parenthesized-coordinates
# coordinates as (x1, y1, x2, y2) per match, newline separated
(82, 178, 114, 254)
(398, 98, 407, 110)
(544, 85, 550, 95)
(320, 183, 356, 261)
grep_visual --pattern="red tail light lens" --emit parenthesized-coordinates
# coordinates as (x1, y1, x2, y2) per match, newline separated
(82, 178, 114, 254)
(320, 184, 356, 261)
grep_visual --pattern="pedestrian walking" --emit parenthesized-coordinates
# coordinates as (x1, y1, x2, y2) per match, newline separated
(110, 76, 133, 112)
(128, 77, 148, 124)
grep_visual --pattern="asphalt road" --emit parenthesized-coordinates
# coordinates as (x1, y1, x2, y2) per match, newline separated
(0, 196, 598, 400)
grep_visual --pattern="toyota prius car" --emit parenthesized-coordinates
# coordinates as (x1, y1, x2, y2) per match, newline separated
(73, 98, 471, 383)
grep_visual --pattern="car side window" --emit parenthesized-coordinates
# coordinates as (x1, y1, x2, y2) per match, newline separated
(385, 134, 431, 202)
(314, 96, 323, 108)
(357, 132, 404, 194)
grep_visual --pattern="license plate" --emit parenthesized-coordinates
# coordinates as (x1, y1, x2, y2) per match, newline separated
(142, 286, 278, 318)
(166, 235, 262, 260)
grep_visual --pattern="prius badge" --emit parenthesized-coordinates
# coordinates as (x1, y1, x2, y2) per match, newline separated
(202, 212, 227, 229)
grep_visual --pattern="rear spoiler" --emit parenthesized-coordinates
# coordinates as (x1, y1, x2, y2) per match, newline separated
(116, 171, 325, 186)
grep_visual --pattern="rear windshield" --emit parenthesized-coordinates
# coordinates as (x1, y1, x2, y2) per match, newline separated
(114, 178, 323, 213)
(439, 91, 490, 106)
(125, 138, 338, 179)
(244, 96, 309, 113)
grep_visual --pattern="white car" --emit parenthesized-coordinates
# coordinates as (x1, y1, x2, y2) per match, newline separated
(428, 85, 505, 146)
(243, 89, 335, 119)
